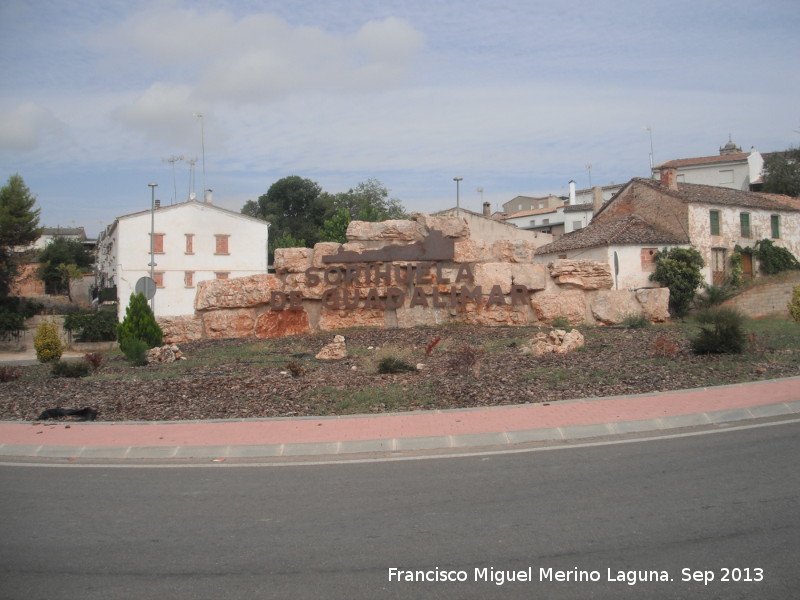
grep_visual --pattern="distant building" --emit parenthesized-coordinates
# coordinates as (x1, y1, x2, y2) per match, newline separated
(97, 199, 270, 319)
(652, 137, 768, 192)
(432, 204, 552, 246)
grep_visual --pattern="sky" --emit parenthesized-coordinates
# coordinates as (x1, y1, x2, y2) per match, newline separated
(1, 0, 798, 238)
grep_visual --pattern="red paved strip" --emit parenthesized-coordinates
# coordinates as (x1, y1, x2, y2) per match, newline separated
(1, 378, 797, 449)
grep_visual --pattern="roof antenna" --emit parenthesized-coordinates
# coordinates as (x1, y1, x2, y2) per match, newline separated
(162, 155, 184, 205)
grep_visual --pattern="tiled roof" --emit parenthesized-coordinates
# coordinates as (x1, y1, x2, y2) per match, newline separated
(563, 202, 593, 213)
(42, 227, 86, 237)
(755, 193, 800, 211)
(654, 153, 749, 169)
(614, 178, 800, 213)
(536, 215, 687, 254)
(504, 206, 558, 220)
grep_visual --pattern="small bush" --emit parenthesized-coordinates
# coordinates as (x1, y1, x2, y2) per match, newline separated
(650, 247, 705, 317)
(789, 285, 800, 322)
(377, 357, 417, 374)
(691, 308, 747, 354)
(51, 360, 91, 378)
(693, 283, 738, 310)
(621, 314, 650, 329)
(551, 317, 570, 328)
(651, 336, 680, 358)
(64, 310, 118, 342)
(33, 318, 64, 363)
(285, 360, 305, 377)
(446, 345, 486, 376)
(122, 338, 150, 366)
(84, 352, 103, 371)
(117, 293, 162, 354)
(0, 366, 21, 382)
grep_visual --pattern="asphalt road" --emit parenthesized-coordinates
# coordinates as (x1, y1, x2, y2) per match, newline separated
(1, 422, 798, 600)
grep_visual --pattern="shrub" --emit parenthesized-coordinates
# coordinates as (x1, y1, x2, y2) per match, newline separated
(117, 293, 162, 354)
(690, 308, 747, 354)
(692, 283, 738, 310)
(285, 360, 305, 377)
(551, 317, 570, 328)
(377, 357, 417, 374)
(789, 285, 800, 322)
(752, 239, 800, 275)
(446, 345, 486, 376)
(0, 366, 21, 382)
(122, 338, 149, 366)
(621, 314, 650, 329)
(84, 352, 103, 371)
(33, 318, 64, 363)
(650, 247, 705, 317)
(51, 360, 91, 378)
(64, 309, 118, 342)
(652, 336, 680, 358)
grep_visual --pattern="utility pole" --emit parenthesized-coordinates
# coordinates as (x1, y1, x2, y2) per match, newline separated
(453, 177, 463, 217)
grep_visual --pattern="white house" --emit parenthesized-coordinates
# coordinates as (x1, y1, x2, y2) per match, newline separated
(651, 138, 766, 192)
(97, 199, 270, 319)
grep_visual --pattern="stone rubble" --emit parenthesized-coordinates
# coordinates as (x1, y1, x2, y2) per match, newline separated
(315, 335, 348, 360)
(146, 344, 185, 364)
(522, 329, 586, 356)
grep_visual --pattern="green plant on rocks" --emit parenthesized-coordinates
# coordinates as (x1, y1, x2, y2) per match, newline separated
(33, 318, 64, 363)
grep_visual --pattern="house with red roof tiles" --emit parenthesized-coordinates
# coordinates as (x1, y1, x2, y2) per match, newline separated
(536, 170, 799, 289)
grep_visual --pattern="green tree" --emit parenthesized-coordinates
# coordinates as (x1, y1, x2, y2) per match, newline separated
(761, 147, 800, 197)
(37, 236, 94, 298)
(242, 176, 331, 262)
(318, 179, 407, 243)
(649, 247, 705, 317)
(117, 293, 163, 356)
(0, 174, 42, 296)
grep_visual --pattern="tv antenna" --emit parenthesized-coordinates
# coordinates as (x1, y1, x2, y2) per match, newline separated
(586, 164, 593, 188)
(476, 187, 484, 202)
(186, 157, 198, 200)
(162, 155, 184, 205)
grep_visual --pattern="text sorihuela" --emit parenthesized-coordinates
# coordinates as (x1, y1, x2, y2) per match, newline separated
(268, 261, 532, 311)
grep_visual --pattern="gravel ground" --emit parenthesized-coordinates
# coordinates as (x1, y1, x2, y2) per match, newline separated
(1, 325, 798, 422)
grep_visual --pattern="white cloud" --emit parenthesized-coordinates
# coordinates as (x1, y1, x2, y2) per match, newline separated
(0, 102, 66, 152)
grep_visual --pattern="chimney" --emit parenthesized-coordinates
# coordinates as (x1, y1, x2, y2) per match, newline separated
(204, 189, 213, 204)
(568, 180, 576, 205)
(483, 201, 491, 217)
(660, 167, 678, 191)
(592, 186, 604, 214)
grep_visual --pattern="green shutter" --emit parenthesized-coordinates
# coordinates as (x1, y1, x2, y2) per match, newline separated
(710, 211, 720, 236)
(740, 213, 751, 237)
(771, 215, 780, 239)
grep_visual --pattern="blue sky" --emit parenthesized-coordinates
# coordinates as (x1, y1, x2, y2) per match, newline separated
(1, 0, 798, 238)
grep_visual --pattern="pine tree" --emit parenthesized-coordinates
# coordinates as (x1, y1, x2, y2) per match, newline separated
(117, 293, 163, 354)
(0, 174, 42, 296)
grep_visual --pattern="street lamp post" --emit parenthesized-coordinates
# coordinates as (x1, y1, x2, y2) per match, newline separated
(148, 183, 158, 312)
(453, 177, 463, 217)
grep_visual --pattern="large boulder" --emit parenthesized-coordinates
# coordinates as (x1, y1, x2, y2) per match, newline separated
(549, 260, 613, 290)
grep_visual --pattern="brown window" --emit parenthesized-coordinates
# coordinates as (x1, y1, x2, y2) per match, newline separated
(215, 235, 229, 255)
(154, 272, 165, 288)
(184, 271, 194, 287)
(215, 272, 229, 280)
(153, 233, 164, 254)
(185, 234, 194, 254)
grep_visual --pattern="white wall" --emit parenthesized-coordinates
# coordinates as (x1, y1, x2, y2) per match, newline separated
(102, 201, 269, 319)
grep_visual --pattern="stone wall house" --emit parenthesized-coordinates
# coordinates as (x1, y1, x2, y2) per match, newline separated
(587, 172, 799, 286)
(535, 215, 688, 290)
(159, 213, 671, 344)
(96, 199, 270, 320)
